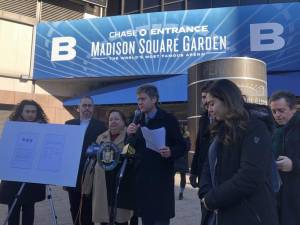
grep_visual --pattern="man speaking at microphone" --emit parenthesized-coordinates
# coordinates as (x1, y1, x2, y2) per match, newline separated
(127, 84, 186, 225)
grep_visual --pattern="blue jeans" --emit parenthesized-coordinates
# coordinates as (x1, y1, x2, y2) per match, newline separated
(141, 218, 170, 225)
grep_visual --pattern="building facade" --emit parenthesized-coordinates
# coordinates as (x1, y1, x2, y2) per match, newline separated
(107, 0, 298, 15)
(1, 0, 299, 134)
(0, 0, 106, 130)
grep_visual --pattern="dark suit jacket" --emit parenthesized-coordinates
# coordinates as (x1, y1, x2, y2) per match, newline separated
(128, 108, 186, 220)
(277, 112, 300, 225)
(65, 118, 106, 190)
(191, 111, 211, 179)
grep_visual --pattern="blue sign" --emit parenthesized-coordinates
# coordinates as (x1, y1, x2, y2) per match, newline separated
(33, 3, 300, 79)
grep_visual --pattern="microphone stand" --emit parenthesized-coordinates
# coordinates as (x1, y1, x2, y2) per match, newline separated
(47, 185, 59, 225)
(108, 157, 128, 225)
(3, 182, 58, 225)
(2, 182, 26, 225)
(2, 183, 59, 225)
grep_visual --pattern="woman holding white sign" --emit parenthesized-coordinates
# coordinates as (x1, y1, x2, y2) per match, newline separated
(0, 100, 48, 225)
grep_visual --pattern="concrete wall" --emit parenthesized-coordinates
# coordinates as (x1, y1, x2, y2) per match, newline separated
(0, 76, 73, 127)
(0, 19, 33, 78)
(0, 17, 74, 127)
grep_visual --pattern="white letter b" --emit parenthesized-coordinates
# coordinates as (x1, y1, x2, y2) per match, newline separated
(51, 37, 76, 61)
(250, 23, 285, 51)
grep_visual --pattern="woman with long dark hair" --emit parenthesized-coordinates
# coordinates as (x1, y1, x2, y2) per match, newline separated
(0, 100, 48, 225)
(199, 79, 278, 225)
(8, 100, 48, 123)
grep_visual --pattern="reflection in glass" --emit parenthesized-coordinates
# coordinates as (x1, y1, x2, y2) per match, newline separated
(187, 0, 212, 9)
(240, 0, 268, 5)
(143, 6, 161, 13)
(144, 0, 161, 8)
(125, 0, 140, 13)
(107, 0, 121, 16)
(212, 0, 239, 7)
(164, 2, 185, 11)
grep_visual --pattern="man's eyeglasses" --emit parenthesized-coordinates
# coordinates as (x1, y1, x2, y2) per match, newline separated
(81, 104, 93, 108)
(24, 110, 37, 113)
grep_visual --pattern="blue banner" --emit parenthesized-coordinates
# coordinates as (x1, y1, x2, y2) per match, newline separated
(33, 3, 300, 79)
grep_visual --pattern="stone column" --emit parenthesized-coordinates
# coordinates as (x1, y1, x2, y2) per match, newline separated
(188, 57, 267, 150)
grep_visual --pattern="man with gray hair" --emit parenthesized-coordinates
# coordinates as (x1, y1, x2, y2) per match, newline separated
(269, 91, 300, 225)
(65, 96, 106, 225)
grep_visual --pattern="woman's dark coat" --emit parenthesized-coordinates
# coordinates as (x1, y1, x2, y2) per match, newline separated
(0, 120, 47, 205)
(277, 112, 300, 225)
(199, 118, 279, 225)
(128, 108, 186, 220)
(0, 181, 45, 205)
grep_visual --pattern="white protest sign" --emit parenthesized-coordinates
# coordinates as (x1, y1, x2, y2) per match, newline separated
(0, 121, 86, 187)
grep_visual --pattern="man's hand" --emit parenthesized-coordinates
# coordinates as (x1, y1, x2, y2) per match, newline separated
(159, 146, 171, 158)
(127, 123, 140, 135)
(276, 155, 293, 172)
(201, 198, 211, 211)
(189, 174, 199, 188)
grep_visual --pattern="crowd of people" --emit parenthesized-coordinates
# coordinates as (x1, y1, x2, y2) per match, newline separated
(0, 80, 299, 225)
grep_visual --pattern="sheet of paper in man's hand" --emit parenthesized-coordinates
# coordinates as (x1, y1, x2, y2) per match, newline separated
(141, 127, 166, 152)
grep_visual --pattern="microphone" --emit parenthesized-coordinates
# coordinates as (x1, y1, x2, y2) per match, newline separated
(86, 142, 101, 158)
(127, 109, 142, 145)
(132, 109, 142, 125)
(121, 144, 136, 158)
